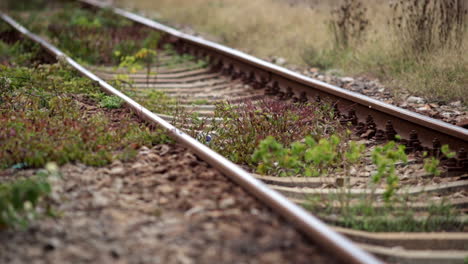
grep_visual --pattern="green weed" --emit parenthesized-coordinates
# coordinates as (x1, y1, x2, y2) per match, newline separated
(199, 100, 343, 165)
(252, 135, 362, 177)
(100, 95, 124, 109)
(0, 163, 59, 229)
(370, 141, 407, 203)
(192, 99, 209, 105)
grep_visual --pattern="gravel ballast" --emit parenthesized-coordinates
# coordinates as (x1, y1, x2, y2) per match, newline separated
(0, 144, 340, 264)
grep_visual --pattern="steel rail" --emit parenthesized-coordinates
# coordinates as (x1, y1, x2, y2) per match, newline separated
(0, 12, 382, 264)
(76, 0, 468, 155)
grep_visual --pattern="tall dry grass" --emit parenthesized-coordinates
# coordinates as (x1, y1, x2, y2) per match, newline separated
(115, 0, 467, 103)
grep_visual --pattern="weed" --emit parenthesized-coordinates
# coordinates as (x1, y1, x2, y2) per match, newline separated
(252, 135, 362, 177)
(100, 95, 124, 109)
(370, 141, 407, 203)
(390, 0, 467, 54)
(0, 162, 60, 229)
(329, 0, 369, 49)
(203, 99, 343, 165)
(131, 89, 178, 115)
(119, 48, 158, 85)
(192, 99, 209, 105)
(423, 156, 441, 176)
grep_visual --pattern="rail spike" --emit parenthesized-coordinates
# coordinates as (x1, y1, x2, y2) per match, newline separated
(266, 81, 280, 96)
(406, 130, 422, 153)
(285, 87, 294, 100)
(432, 138, 441, 157)
(348, 109, 358, 126)
(253, 76, 268, 90)
(333, 103, 341, 119)
(244, 71, 255, 84)
(365, 115, 376, 130)
(355, 122, 366, 135)
(385, 120, 397, 141)
(375, 129, 386, 142)
(456, 148, 468, 171)
(231, 67, 240, 80)
(299, 92, 308, 103)
(211, 60, 223, 71)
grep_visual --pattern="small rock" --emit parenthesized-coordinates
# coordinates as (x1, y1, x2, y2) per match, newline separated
(309, 67, 319, 73)
(92, 192, 109, 207)
(219, 197, 236, 209)
(185, 206, 205, 217)
(159, 197, 169, 205)
(417, 105, 431, 112)
(110, 160, 122, 168)
(341, 77, 354, 83)
(140, 146, 149, 152)
(449, 101, 462, 107)
(274, 57, 286, 65)
(406, 96, 425, 104)
(109, 167, 125, 176)
(158, 185, 174, 194)
(44, 238, 61, 251)
(441, 112, 453, 118)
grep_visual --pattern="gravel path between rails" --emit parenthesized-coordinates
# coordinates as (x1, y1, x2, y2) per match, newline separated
(0, 144, 341, 264)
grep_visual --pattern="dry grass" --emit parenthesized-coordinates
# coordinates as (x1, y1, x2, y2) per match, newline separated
(115, 0, 468, 103)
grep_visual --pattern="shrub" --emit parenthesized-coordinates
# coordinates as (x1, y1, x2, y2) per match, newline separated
(329, 0, 369, 49)
(390, 0, 468, 54)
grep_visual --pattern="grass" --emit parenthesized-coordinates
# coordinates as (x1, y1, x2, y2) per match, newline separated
(115, 0, 468, 104)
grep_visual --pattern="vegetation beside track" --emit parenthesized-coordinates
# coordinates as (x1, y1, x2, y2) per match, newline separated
(0, 25, 170, 229)
(114, 0, 468, 104)
(0, 61, 169, 169)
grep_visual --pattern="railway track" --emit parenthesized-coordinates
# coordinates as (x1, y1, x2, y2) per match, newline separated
(0, 8, 381, 264)
(1, 0, 467, 263)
